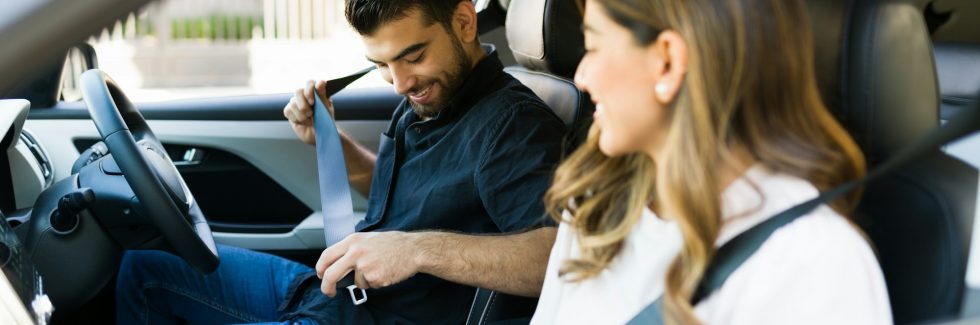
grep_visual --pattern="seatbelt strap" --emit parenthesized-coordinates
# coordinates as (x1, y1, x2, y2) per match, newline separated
(628, 102, 980, 324)
(311, 66, 375, 305)
(314, 66, 374, 247)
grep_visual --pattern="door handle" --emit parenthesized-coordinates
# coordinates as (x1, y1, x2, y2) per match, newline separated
(173, 147, 205, 166)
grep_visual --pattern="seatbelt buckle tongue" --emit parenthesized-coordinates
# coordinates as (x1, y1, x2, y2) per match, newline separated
(338, 272, 367, 305)
(347, 285, 367, 305)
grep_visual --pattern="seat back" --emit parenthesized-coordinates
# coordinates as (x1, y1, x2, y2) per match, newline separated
(466, 0, 587, 324)
(807, 0, 979, 322)
(503, 0, 591, 147)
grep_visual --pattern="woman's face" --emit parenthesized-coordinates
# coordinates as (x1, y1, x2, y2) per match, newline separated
(575, 0, 675, 159)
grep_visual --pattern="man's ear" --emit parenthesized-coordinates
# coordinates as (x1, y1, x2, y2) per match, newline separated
(646, 30, 688, 105)
(453, 1, 479, 43)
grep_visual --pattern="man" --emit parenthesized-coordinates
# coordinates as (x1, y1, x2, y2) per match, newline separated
(116, 0, 566, 324)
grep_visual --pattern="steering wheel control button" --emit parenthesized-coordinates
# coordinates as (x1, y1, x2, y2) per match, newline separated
(100, 157, 123, 175)
(50, 188, 95, 235)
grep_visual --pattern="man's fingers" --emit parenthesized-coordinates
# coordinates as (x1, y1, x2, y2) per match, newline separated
(354, 270, 370, 289)
(293, 89, 312, 119)
(320, 255, 356, 297)
(304, 80, 316, 105)
(286, 100, 302, 124)
(283, 100, 296, 122)
(315, 241, 349, 278)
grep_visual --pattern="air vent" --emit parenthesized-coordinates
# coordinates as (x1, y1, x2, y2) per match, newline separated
(18, 130, 53, 186)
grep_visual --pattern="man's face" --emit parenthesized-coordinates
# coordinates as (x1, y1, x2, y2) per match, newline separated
(363, 9, 472, 118)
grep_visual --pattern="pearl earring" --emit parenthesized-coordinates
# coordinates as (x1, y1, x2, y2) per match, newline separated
(655, 83, 669, 97)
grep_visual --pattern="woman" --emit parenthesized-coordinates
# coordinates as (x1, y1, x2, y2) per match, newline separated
(531, 0, 892, 324)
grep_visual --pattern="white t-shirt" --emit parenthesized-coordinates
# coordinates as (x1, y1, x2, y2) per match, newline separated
(531, 165, 892, 324)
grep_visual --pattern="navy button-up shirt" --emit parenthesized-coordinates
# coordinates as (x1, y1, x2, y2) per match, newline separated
(280, 47, 566, 324)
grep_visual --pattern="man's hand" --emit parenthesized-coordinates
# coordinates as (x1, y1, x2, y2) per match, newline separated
(315, 232, 421, 297)
(316, 228, 556, 298)
(283, 80, 335, 145)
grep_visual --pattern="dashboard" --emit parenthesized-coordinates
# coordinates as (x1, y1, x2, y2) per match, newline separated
(2, 100, 52, 217)
(1, 99, 50, 325)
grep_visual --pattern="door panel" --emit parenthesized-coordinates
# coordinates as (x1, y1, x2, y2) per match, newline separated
(72, 139, 312, 233)
(25, 87, 401, 251)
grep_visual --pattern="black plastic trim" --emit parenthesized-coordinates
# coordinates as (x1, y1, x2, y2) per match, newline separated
(0, 128, 16, 212)
(941, 97, 976, 122)
(27, 87, 402, 121)
(207, 221, 297, 234)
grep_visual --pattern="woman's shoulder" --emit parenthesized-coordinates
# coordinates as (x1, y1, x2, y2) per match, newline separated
(699, 209, 892, 324)
(730, 165, 884, 284)
(766, 207, 877, 268)
(743, 165, 871, 256)
(700, 166, 892, 324)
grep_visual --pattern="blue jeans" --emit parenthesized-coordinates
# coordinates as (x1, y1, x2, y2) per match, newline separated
(116, 245, 317, 325)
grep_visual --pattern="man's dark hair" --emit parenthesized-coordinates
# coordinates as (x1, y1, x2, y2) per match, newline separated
(345, 0, 466, 35)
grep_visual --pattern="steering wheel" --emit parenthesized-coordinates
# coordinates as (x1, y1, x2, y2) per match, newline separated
(79, 69, 219, 273)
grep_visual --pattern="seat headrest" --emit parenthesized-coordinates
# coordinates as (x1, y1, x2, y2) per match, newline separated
(844, 0, 941, 162)
(505, 0, 584, 78)
(809, 0, 940, 163)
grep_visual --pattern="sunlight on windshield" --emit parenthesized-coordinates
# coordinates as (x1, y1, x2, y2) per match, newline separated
(81, 0, 387, 103)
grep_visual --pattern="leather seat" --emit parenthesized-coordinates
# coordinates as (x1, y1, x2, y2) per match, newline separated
(502, 0, 591, 147)
(466, 0, 589, 324)
(806, 0, 979, 323)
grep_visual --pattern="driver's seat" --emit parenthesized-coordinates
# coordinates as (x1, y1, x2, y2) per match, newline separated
(466, 0, 589, 324)
(502, 0, 590, 145)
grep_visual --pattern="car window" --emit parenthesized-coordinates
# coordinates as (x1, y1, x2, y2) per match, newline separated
(62, 0, 387, 103)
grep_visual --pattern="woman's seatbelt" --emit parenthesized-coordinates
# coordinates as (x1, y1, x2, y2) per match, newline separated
(628, 99, 980, 324)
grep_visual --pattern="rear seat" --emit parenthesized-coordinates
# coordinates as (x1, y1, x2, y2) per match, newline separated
(936, 42, 980, 168)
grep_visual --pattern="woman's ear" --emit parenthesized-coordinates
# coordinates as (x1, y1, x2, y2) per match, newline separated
(454, 1, 479, 43)
(647, 30, 688, 105)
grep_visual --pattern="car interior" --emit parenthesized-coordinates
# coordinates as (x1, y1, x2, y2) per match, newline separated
(1, 0, 979, 324)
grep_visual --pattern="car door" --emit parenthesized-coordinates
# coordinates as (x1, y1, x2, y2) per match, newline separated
(24, 82, 401, 263)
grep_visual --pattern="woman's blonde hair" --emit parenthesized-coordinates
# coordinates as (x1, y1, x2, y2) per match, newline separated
(545, 0, 866, 323)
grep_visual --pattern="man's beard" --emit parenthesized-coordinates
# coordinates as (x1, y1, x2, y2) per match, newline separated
(408, 37, 472, 119)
